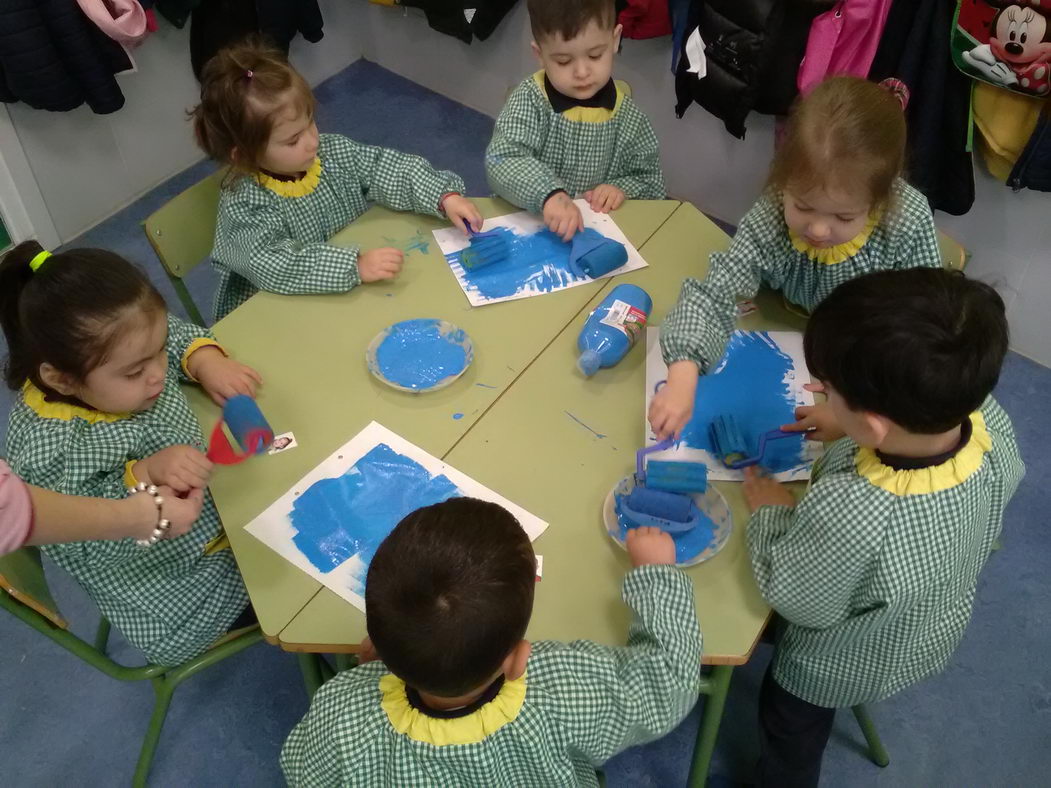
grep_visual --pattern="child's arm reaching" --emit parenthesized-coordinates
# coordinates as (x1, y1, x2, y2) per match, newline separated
(165, 315, 261, 406)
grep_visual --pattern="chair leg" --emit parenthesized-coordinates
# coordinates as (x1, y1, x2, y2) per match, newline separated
(298, 653, 324, 700)
(851, 704, 890, 767)
(133, 676, 175, 788)
(688, 665, 734, 787)
(94, 617, 112, 653)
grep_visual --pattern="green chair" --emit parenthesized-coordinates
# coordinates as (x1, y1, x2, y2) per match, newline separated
(0, 547, 263, 787)
(144, 169, 226, 326)
(687, 668, 889, 787)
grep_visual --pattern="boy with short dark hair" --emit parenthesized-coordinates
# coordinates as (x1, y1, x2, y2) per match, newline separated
(281, 497, 702, 787)
(742, 268, 1025, 786)
(486, 0, 665, 241)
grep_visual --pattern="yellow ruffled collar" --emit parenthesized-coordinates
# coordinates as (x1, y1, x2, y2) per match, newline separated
(255, 157, 322, 198)
(380, 672, 527, 746)
(789, 211, 881, 265)
(21, 380, 129, 424)
(855, 411, 991, 496)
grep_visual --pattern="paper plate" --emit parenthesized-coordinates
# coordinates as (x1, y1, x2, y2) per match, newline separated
(602, 476, 733, 567)
(366, 319, 474, 393)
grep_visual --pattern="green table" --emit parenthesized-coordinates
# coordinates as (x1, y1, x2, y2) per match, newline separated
(186, 197, 680, 644)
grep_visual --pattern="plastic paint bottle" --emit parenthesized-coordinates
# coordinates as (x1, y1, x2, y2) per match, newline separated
(577, 284, 652, 376)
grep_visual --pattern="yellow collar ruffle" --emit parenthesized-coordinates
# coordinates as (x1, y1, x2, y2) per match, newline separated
(789, 211, 881, 265)
(21, 381, 129, 424)
(532, 71, 626, 123)
(855, 411, 991, 497)
(256, 157, 322, 198)
(380, 672, 527, 746)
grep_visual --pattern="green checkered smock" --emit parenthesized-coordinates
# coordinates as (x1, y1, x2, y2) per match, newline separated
(281, 565, 701, 787)
(211, 133, 466, 320)
(486, 72, 665, 214)
(5, 315, 249, 666)
(660, 179, 942, 371)
(748, 397, 1025, 708)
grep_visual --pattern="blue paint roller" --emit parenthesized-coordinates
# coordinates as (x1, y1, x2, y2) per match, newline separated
(206, 395, 274, 465)
(709, 414, 797, 469)
(635, 438, 708, 494)
(569, 232, 628, 278)
(460, 225, 510, 270)
(617, 438, 708, 534)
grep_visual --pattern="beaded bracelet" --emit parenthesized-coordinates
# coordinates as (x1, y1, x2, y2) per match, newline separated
(127, 482, 171, 548)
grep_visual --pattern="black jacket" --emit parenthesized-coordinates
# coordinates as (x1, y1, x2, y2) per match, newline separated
(0, 0, 130, 114)
(401, 0, 519, 45)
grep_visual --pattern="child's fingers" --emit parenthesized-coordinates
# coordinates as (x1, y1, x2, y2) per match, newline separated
(244, 366, 264, 386)
(803, 382, 826, 393)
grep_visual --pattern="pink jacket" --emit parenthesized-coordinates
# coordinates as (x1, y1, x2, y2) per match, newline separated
(797, 0, 893, 94)
(0, 461, 33, 556)
(76, 0, 149, 48)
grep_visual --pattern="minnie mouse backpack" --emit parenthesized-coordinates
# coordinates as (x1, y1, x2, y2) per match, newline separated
(952, 0, 1051, 96)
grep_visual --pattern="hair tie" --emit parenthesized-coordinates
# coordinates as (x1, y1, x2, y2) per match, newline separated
(28, 250, 51, 273)
(879, 78, 910, 111)
(245, 69, 254, 80)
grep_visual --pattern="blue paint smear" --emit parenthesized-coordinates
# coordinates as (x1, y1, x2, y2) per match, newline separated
(475, 383, 497, 389)
(614, 493, 715, 563)
(376, 319, 468, 390)
(447, 226, 610, 300)
(679, 331, 805, 472)
(383, 230, 430, 257)
(290, 443, 461, 574)
(565, 411, 606, 439)
(452, 412, 464, 420)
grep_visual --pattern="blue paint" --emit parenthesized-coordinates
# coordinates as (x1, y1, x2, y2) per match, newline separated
(565, 411, 606, 439)
(475, 383, 497, 389)
(289, 443, 461, 574)
(447, 226, 613, 301)
(375, 319, 468, 390)
(614, 493, 715, 563)
(452, 412, 464, 420)
(383, 230, 430, 257)
(679, 332, 806, 472)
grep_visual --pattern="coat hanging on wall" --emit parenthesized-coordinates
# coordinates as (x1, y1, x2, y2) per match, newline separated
(396, 0, 520, 45)
(0, 0, 131, 114)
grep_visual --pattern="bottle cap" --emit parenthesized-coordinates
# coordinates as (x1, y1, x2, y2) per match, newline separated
(578, 349, 601, 377)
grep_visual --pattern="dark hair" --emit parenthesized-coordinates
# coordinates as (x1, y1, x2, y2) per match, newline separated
(0, 240, 166, 394)
(804, 268, 1008, 434)
(366, 497, 536, 697)
(769, 76, 906, 209)
(527, 0, 617, 41)
(191, 38, 315, 177)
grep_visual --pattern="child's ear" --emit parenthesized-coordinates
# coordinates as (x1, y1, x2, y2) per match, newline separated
(530, 40, 543, 64)
(613, 23, 623, 49)
(38, 363, 78, 397)
(861, 411, 893, 448)
(502, 640, 531, 681)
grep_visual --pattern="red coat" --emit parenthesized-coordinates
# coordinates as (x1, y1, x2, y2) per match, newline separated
(619, 0, 672, 39)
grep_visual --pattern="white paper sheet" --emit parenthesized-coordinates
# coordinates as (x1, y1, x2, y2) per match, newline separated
(246, 421, 548, 612)
(644, 328, 823, 482)
(431, 200, 648, 307)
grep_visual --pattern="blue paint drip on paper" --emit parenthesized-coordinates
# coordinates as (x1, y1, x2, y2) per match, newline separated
(679, 331, 805, 472)
(376, 319, 468, 390)
(447, 226, 610, 301)
(614, 494, 715, 563)
(289, 443, 461, 574)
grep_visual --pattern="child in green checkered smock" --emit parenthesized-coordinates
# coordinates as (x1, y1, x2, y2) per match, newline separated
(651, 76, 943, 441)
(192, 42, 482, 321)
(485, 0, 664, 241)
(281, 498, 701, 787)
(741, 269, 1024, 784)
(0, 242, 259, 666)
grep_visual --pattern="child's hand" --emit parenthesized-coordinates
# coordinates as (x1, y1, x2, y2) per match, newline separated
(189, 347, 263, 406)
(543, 191, 583, 241)
(626, 526, 676, 567)
(584, 184, 626, 213)
(359, 248, 404, 283)
(443, 195, 483, 234)
(780, 382, 844, 443)
(743, 467, 795, 512)
(135, 446, 213, 493)
(648, 362, 699, 440)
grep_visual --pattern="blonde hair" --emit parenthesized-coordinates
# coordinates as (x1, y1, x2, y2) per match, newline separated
(769, 76, 906, 209)
(191, 39, 315, 178)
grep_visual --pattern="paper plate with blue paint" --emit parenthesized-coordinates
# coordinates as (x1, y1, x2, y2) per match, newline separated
(366, 319, 474, 393)
(602, 476, 733, 567)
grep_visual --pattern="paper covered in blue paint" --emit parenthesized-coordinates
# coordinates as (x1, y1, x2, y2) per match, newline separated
(644, 328, 823, 482)
(431, 200, 648, 307)
(245, 422, 549, 612)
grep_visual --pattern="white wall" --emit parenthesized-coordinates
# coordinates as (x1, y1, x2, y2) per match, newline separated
(351, 1, 1051, 367)
(2, 0, 361, 245)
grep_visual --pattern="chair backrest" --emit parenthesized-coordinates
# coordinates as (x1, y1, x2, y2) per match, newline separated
(144, 169, 226, 279)
(937, 229, 968, 271)
(0, 547, 68, 629)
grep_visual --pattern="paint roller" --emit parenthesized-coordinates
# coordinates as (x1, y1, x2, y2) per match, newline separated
(206, 395, 274, 465)
(569, 231, 628, 278)
(618, 439, 709, 534)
